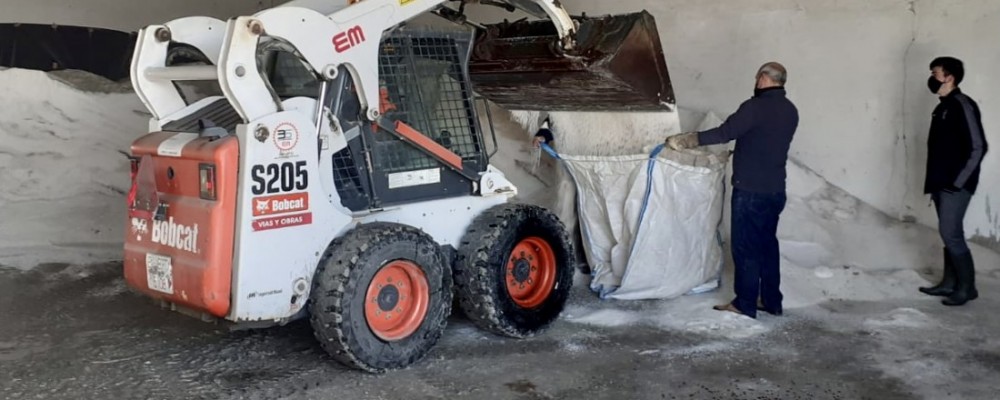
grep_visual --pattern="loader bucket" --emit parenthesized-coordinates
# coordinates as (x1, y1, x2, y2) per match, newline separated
(467, 10, 674, 112)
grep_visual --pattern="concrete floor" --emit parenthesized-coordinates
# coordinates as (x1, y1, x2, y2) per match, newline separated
(1, 262, 998, 400)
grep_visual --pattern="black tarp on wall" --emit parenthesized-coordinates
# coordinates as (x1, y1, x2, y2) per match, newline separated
(0, 23, 136, 81)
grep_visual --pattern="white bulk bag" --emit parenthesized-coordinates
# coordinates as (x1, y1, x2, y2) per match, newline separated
(548, 145, 729, 300)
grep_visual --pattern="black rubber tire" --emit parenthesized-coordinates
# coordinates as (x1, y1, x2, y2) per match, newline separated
(454, 203, 575, 338)
(309, 222, 452, 373)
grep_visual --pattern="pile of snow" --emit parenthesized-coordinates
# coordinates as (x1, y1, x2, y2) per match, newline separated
(0, 68, 147, 269)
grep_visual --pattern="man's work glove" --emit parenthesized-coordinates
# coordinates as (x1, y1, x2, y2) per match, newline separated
(665, 132, 699, 151)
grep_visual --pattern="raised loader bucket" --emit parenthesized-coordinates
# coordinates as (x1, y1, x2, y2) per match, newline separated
(467, 10, 674, 112)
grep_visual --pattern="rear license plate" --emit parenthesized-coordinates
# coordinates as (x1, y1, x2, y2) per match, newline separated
(145, 253, 174, 294)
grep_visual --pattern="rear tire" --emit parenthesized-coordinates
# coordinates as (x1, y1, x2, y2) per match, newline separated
(455, 204, 575, 338)
(309, 223, 452, 373)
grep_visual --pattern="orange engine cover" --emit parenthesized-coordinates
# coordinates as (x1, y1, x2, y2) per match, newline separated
(123, 132, 239, 318)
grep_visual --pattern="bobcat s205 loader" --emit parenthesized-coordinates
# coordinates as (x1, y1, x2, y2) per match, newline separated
(123, 0, 674, 372)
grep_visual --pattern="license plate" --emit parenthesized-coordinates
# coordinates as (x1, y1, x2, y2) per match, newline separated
(145, 253, 174, 294)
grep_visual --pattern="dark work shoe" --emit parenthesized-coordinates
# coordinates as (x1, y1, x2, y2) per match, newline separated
(920, 247, 956, 297)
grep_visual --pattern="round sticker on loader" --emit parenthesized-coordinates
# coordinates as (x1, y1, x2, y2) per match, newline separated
(273, 123, 300, 152)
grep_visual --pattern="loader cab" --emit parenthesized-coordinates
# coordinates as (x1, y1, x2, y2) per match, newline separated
(257, 28, 493, 213)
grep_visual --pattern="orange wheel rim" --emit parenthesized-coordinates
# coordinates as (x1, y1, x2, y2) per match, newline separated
(505, 236, 557, 309)
(364, 260, 430, 341)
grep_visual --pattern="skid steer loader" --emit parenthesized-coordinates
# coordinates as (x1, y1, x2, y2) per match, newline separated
(122, 0, 674, 372)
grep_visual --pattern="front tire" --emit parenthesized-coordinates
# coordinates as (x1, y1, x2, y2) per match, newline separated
(309, 223, 452, 373)
(455, 204, 575, 338)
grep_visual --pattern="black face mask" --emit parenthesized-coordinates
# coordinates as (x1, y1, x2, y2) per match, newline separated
(927, 76, 944, 94)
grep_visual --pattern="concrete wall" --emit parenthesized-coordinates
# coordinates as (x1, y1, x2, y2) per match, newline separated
(3, 0, 998, 246)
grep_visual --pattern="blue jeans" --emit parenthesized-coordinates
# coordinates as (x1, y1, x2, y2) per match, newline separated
(730, 188, 787, 318)
(932, 189, 973, 254)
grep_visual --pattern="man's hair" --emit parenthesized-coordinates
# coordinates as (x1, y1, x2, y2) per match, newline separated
(757, 62, 787, 86)
(930, 56, 964, 85)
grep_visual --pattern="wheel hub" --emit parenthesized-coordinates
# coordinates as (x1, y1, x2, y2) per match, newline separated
(377, 284, 400, 311)
(505, 237, 557, 309)
(364, 260, 430, 342)
(512, 259, 532, 283)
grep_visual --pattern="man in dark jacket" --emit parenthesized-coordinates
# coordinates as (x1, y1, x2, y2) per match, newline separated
(918, 56, 987, 306)
(665, 61, 798, 318)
